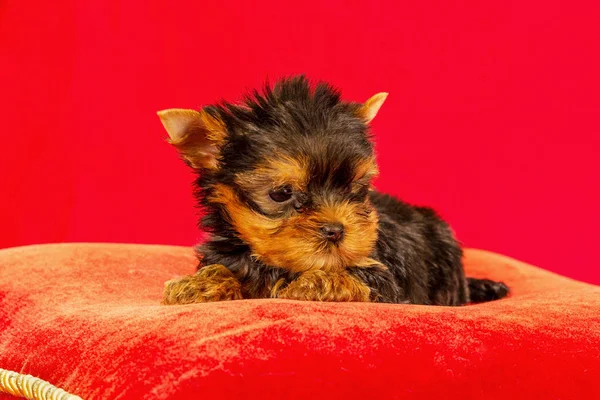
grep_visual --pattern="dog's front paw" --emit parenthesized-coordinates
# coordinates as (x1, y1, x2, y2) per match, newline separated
(275, 270, 371, 302)
(163, 264, 243, 305)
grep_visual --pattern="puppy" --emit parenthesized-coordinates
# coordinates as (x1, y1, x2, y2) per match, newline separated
(158, 76, 508, 305)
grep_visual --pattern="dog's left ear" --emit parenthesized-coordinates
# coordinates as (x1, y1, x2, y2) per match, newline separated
(359, 93, 388, 123)
(157, 108, 227, 170)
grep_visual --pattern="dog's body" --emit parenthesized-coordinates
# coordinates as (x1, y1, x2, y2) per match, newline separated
(159, 76, 508, 305)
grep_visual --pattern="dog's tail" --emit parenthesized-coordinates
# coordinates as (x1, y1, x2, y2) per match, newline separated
(467, 277, 509, 303)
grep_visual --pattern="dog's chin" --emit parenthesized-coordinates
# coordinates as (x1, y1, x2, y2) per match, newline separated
(252, 240, 376, 273)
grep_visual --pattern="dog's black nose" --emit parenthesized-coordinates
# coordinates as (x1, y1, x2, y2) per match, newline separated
(321, 223, 344, 242)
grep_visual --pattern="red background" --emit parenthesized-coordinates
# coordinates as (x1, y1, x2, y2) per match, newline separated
(1, 1, 598, 284)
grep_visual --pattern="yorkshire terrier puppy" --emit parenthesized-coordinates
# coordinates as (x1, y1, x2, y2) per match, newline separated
(158, 76, 508, 305)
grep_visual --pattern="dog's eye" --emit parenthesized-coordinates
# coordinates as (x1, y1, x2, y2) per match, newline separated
(269, 186, 293, 203)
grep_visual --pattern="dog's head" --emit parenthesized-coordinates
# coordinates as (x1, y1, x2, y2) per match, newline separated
(158, 76, 387, 272)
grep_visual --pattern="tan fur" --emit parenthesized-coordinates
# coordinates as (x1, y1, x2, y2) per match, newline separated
(198, 110, 227, 144)
(359, 92, 388, 123)
(273, 270, 371, 301)
(209, 183, 380, 273)
(354, 157, 379, 182)
(163, 264, 243, 304)
(157, 108, 227, 170)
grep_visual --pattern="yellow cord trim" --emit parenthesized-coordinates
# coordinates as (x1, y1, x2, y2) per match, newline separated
(0, 369, 82, 400)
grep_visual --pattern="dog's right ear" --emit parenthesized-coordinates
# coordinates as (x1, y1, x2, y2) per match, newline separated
(157, 108, 227, 170)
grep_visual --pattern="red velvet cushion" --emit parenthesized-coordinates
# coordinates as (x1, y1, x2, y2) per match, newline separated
(0, 244, 598, 399)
